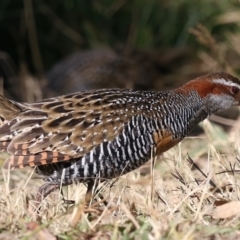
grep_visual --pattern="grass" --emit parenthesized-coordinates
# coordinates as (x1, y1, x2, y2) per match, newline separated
(1, 119, 240, 239)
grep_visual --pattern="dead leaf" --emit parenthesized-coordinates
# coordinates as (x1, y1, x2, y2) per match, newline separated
(212, 201, 240, 219)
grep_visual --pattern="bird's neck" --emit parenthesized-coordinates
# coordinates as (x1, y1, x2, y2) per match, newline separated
(167, 89, 209, 139)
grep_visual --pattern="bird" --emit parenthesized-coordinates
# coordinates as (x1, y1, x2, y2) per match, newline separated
(45, 48, 187, 97)
(1, 72, 240, 204)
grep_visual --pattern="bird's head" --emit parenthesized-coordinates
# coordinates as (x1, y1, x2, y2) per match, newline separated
(180, 72, 240, 114)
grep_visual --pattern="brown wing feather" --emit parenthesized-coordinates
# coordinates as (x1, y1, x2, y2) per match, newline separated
(3, 151, 70, 169)
(0, 89, 156, 169)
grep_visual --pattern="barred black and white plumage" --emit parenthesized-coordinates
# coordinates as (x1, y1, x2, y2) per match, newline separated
(1, 72, 240, 203)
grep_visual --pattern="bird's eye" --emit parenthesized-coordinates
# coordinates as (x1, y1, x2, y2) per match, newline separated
(231, 86, 239, 95)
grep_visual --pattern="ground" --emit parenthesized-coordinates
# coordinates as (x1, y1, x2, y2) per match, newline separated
(1, 119, 240, 240)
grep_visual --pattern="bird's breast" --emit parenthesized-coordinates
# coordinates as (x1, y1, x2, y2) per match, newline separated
(152, 130, 181, 155)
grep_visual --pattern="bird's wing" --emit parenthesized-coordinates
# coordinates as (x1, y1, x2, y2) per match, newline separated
(0, 89, 156, 169)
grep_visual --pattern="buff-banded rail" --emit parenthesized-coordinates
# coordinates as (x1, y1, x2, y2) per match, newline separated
(1, 72, 240, 204)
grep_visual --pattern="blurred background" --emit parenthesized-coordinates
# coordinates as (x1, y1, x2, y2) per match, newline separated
(0, 0, 240, 104)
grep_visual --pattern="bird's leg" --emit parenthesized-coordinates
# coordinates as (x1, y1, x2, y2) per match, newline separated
(34, 183, 59, 212)
(36, 180, 106, 208)
(35, 182, 59, 204)
(85, 180, 95, 205)
(85, 180, 108, 206)
(34, 183, 75, 212)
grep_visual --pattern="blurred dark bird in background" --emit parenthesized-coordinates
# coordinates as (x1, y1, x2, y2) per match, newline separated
(45, 47, 190, 97)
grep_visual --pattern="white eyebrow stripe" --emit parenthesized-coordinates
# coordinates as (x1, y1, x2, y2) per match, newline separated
(213, 78, 240, 88)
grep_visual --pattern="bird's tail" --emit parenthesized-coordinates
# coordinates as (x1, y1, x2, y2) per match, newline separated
(0, 95, 24, 122)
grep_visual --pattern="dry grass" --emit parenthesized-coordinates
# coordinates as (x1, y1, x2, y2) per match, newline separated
(1, 118, 240, 239)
